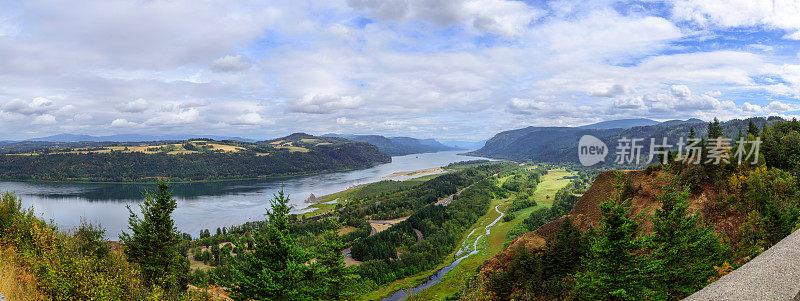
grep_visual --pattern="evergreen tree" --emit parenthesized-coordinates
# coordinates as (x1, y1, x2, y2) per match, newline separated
(646, 177, 724, 300)
(119, 180, 190, 292)
(316, 230, 361, 300)
(221, 189, 316, 300)
(747, 119, 760, 137)
(707, 117, 723, 139)
(541, 217, 585, 297)
(689, 127, 696, 139)
(573, 173, 652, 300)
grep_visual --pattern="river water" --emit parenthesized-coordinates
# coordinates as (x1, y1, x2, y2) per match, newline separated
(0, 151, 482, 238)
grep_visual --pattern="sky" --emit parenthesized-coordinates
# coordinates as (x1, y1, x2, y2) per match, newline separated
(1, 0, 800, 141)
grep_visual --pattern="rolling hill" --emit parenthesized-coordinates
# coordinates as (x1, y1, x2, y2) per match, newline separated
(0, 133, 390, 182)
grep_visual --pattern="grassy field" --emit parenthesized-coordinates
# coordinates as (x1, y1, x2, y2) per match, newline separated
(407, 168, 576, 300)
(532, 169, 575, 206)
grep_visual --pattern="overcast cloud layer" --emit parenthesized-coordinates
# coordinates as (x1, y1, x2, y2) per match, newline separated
(2, 0, 800, 140)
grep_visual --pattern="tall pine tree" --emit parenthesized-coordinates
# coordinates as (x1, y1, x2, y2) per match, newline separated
(119, 180, 190, 292)
(222, 189, 316, 301)
(707, 117, 723, 139)
(541, 217, 585, 297)
(747, 119, 760, 137)
(573, 173, 653, 300)
(646, 175, 724, 300)
(316, 230, 361, 300)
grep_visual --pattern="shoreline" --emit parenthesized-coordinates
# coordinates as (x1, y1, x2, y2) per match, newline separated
(383, 167, 444, 178)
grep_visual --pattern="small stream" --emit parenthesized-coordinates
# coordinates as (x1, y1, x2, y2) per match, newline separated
(382, 202, 507, 301)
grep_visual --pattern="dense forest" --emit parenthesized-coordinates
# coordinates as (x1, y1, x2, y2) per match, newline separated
(0, 133, 390, 182)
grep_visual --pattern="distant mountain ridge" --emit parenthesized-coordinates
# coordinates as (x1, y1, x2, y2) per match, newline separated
(323, 134, 457, 156)
(439, 139, 487, 150)
(468, 117, 781, 163)
(25, 133, 254, 142)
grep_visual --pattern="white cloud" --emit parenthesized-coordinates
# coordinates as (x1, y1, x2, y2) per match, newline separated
(670, 85, 692, 99)
(234, 112, 274, 125)
(612, 97, 645, 110)
(145, 108, 202, 126)
(3, 97, 56, 115)
(32, 114, 56, 125)
(347, 0, 542, 36)
(1, 0, 799, 140)
(767, 101, 793, 112)
(111, 118, 139, 128)
(289, 95, 364, 114)
(117, 98, 148, 113)
(784, 31, 800, 40)
(211, 55, 251, 72)
(589, 84, 632, 98)
(672, 0, 800, 39)
(741, 102, 763, 113)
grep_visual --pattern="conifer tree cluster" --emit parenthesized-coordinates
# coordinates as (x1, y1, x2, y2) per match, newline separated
(220, 190, 361, 301)
(119, 180, 190, 293)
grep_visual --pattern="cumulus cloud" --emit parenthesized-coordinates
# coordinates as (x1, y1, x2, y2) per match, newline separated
(347, 0, 542, 36)
(670, 85, 692, 99)
(672, 0, 800, 39)
(117, 98, 149, 113)
(3, 97, 56, 115)
(767, 101, 793, 112)
(741, 102, 763, 113)
(507, 97, 592, 117)
(589, 84, 633, 98)
(32, 114, 56, 125)
(211, 55, 251, 72)
(612, 97, 645, 110)
(1, 0, 800, 140)
(145, 108, 202, 126)
(289, 95, 364, 114)
(233, 112, 274, 125)
(111, 118, 139, 128)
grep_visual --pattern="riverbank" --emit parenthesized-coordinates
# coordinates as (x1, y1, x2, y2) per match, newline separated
(383, 167, 444, 179)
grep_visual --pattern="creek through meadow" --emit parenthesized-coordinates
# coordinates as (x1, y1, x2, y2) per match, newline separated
(383, 201, 507, 301)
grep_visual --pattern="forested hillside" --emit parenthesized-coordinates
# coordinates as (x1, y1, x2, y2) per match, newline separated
(470, 117, 781, 163)
(462, 118, 800, 300)
(0, 133, 390, 182)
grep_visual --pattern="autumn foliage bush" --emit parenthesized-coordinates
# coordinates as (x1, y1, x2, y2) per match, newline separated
(0, 191, 156, 300)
